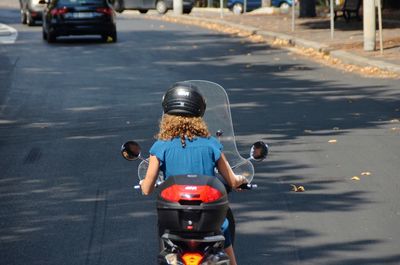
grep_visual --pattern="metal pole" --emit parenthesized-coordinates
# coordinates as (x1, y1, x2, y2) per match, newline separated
(244, 0, 247, 13)
(330, 0, 334, 39)
(291, 0, 295, 32)
(363, 0, 376, 51)
(377, 0, 383, 55)
(220, 0, 223, 18)
(173, 0, 183, 15)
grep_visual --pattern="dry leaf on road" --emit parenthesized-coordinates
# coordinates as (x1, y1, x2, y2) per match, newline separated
(290, 184, 305, 192)
(351, 176, 361, 181)
(328, 139, 337, 143)
(297, 186, 305, 192)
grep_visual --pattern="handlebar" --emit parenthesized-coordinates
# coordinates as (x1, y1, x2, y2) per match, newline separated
(133, 181, 163, 191)
(238, 183, 258, 190)
(134, 182, 257, 192)
(224, 182, 257, 193)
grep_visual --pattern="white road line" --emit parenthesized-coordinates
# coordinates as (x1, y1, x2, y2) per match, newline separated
(0, 23, 18, 44)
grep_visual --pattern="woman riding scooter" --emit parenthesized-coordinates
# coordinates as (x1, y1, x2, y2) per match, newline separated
(140, 82, 247, 265)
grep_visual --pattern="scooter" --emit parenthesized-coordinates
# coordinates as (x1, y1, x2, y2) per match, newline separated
(121, 80, 269, 265)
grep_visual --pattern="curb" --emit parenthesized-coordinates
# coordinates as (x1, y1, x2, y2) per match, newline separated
(147, 12, 400, 75)
(330, 50, 400, 73)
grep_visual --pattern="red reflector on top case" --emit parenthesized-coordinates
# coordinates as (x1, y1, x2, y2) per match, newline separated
(161, 185, 222, 203)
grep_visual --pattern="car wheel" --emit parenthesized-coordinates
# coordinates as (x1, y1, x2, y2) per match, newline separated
(280, 2, 290, 9)
(26, 11, 35, 26)
(47, 31, 56, 43)
(232, 3, 243, 15)
(156, 0, 168, 15)
(42, 29, 47, 40)
(183, 7, 192, 14)
(20, 9, 27, 24)
(138, 9, 148, 14)
(113, 0, 124, 13)
(111, 32, 117, 42)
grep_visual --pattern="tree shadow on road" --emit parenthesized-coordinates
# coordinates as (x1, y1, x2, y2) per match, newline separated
(1, 15, 400, 265)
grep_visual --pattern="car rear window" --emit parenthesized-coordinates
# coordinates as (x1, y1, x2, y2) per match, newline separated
(57, 0, 105, 5)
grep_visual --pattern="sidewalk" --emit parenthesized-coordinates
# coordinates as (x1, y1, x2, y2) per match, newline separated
(145, 7, 400, 78)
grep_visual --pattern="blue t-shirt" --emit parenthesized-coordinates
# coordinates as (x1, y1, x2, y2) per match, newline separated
(149, 136, 223, 179)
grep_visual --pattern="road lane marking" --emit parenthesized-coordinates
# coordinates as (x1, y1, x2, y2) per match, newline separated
(0, 23, 18, 44)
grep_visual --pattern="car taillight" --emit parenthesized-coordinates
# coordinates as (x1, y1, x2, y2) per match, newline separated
(160, 185, 222, 203)
(96, 7, 113, 15)
(182, 253, 203, 265)
(50, 7, 69, 16)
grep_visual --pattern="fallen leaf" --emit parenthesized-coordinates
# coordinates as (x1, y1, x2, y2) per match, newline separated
(361, 172, 371, 176)
(290, 184, 305, 192)
(328, 139, 337, 143)
(351, 176, 361, 181)
(390, 119, 399, 123)
(297, 186, 305, 192)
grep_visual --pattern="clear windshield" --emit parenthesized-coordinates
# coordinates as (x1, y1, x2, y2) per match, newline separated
(138, 80, 254, 183)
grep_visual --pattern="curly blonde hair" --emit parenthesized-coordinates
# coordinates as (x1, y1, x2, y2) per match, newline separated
(156, 114, 211, 147)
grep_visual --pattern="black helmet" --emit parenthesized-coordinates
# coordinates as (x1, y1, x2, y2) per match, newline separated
(162, 82, 206, 117)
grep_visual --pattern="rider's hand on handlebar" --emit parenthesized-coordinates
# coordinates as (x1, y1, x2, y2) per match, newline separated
(234, 174, 248, 191)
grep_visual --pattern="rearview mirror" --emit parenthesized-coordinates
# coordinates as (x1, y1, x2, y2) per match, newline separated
(121, 141, 141, 161)
(250, 141, 268, 161)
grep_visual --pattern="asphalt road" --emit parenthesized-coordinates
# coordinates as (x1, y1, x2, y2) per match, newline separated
(1, 5, 400, 265)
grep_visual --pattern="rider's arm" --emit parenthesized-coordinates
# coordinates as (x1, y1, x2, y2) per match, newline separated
(141, 155, 160, 195)
(217, 153, 247, 188)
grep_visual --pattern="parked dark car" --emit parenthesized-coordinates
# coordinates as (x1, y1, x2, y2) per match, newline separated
(41, 0, 117, 43)
(19, 0, 46, 26)
(227, 0, 292, 14)
(111, 0, 195, 14)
